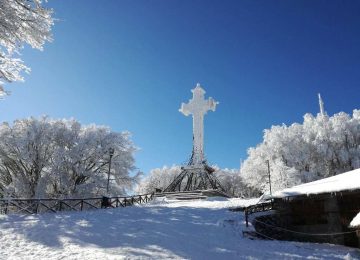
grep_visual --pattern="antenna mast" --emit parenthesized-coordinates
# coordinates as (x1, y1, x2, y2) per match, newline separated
(318, 93, 326, 116)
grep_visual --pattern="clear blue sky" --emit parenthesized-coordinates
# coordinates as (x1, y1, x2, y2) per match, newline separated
(1, 1, 359, 174)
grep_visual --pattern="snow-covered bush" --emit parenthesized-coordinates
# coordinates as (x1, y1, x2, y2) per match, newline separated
(0, 117, 140, 198)
(241, 110, 360, 194)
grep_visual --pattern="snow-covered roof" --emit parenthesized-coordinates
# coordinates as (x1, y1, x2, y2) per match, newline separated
(350, 212, 360, 228)
(273, 168, 360, 198)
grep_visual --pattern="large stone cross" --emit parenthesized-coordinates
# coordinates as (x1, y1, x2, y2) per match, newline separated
(179, 83, 218, 165)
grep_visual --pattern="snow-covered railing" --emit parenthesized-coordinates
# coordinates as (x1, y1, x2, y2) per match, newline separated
(245, 201, 274, 227)
(0, 193, 155, 215)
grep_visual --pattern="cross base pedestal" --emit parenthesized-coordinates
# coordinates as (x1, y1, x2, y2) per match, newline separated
(163, 164, 225, 192)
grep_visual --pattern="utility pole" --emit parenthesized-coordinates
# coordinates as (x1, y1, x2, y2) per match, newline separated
(106, 147, 115, 193)
(266, 160, 272, 196)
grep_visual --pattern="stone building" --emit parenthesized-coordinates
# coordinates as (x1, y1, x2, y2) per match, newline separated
(253, 168, 360, 247)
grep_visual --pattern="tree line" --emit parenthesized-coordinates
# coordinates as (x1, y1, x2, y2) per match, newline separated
(2, 110, 359, 199)
(241, 110, 360, 194)
(0, 117, 140, 199)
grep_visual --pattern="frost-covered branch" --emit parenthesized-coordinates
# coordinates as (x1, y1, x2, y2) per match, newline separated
(0, 0, 54, 93)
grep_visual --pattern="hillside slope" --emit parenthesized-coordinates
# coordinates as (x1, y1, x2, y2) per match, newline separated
(0, 197, 359, 259)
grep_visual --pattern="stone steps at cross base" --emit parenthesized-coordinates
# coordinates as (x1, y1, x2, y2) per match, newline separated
(155, 189, 230, 201)
(202, 189, 231, 198)
(166, 194, 208, 200)
(155, 192, 206, 200)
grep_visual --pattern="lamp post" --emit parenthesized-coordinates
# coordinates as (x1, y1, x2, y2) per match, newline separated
(106, 147, 115, 193)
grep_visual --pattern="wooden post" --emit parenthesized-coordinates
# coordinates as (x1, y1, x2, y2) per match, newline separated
(35, 200, 39, 214)
(4, 201, 8, 215)
(245, 210, 249, 227)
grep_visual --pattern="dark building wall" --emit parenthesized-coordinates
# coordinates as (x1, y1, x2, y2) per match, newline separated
(254, 190, 360, 247)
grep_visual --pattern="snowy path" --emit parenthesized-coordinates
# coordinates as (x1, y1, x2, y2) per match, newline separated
(0, 197, 359, 259)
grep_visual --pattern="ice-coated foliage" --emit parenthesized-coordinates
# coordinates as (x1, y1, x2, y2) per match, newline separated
(0, 117, 140, 198)
(241, 110, 360, 194)
(0, 0, 54, 93)
(214, 167, 256, 197)
(136, 165, 181, 194)
(136, 165, 255, 197)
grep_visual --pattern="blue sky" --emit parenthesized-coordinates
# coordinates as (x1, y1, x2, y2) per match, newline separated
(1, 1, 359, 174)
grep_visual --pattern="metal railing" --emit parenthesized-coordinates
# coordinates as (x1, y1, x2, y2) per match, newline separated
(244, 200, 274, 227)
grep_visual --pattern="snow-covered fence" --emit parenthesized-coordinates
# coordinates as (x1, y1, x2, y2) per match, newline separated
(245, 201, 274, 227)
(0, 193, 154, 215)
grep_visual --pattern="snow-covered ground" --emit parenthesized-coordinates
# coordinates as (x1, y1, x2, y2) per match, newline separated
(350, 212, 360, 228)
(0, 197, 359, 260)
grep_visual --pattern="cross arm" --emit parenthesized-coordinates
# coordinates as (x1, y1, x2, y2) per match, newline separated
(179, 102, 192, 116)
(207, 97, 219, 112)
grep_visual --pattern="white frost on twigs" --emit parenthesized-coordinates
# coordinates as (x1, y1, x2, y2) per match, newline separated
(0, 0, 54, 90)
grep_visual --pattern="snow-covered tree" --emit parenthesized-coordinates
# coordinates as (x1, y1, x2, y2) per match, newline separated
(241, 110, 360, 194)
(136, 165, 181, 194)
(0, 117, 139, 198)
(213, 167, 256, 197)
(0, 0, 54, 94)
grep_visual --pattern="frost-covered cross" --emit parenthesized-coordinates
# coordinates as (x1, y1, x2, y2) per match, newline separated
(179, 83, 218, 165)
